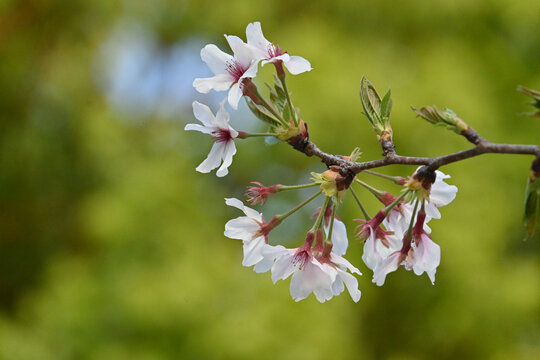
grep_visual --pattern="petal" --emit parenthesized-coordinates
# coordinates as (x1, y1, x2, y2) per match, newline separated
(337, 270, 361, 302)
(261, 53, 290, 66)
(330, 254, 361, 275)
(245, 22, 271, 53)
(227, 83, 243, 110)
(424, 202, 441, 219)
(224, 217, 260, 240)
(240, 60, 259, 80)
(195, 141, 225, 174)
(184, 123, 214, 134)
(283, 55, 312, 75)
(242, 237, 265, 267)
(214, 100, 231, 129)
(271, 253, 296, 283)
(216, 140, 236, 177)
(224, 198, 262, 221)
(191, 101, 215, 127)
(225, 35, 256, 68)
(193, 74, 233, 93)
(200, 44, 233, 75)
(253, 249, 276, 273)
(430, 182, 458, 207)
(372, 252, 401, 286)
(325, 218, 348, 256)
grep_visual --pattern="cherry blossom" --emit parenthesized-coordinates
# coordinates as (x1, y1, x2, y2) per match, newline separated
(372, 211, 440, 285)
(245, 22, 312, 75)
(185, 101, 238, 177)
(193, 36, 259, 109)
(224, 198, 280, 268)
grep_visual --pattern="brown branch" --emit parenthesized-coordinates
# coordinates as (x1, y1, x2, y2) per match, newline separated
(293, 130, 540, 175)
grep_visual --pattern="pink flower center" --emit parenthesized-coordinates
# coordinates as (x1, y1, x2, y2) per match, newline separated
(292, 249, 311, 270)
(212, 128, 233, 143)
(266, 43, 283, 58)
(226, 60, 247, 82)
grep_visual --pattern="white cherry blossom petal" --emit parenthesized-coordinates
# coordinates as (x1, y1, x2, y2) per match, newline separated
(324, 218, 348, 256)
(283, 55, 312, 75)
(193, 74, 233, 93)
(191, 101, 215, 126)
(200, 44, 233, 75)
(242, 237, 266, 267)
(227, 82, 243, 109)
(224, 198, 263, 222)
(335, 269, 361, 302)
(225, 35, 255, 68)
(196, 141, 225, 174)
(184, 123, 214, 134)
(373, 252, 401, 286)
(224, 217, 260, 240)
(245, 22, 271, 55)
(216, 140, 237, 177)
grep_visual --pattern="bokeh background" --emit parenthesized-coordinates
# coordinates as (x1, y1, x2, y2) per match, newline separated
(1, 0, 539, 359)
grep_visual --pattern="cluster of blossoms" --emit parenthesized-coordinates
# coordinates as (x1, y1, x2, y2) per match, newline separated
(185, 22, 538, 303)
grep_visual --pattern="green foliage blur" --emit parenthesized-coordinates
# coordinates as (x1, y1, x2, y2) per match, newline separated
(1, 0, 539, 359)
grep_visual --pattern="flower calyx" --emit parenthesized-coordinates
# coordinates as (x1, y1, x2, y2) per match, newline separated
(405, 166, 436, 201)
(311, 166, 351, 199)
(246, 182, 280, 205)
(276, 118, 309, 151)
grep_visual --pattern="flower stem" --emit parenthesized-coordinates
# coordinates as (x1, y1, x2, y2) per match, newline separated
(406, 198, 421, 237)
(363, 170, 406, 184)
(326, 200, 338, 243)
(382, 189, 410, 215)
(238, 132, 277, 138)
(310, 196, 331, 232)
(278, 76, 298, 127)
(349, 187, 370, 220)
(355, 178, 384, 197)
(277, 190, 322, 222)
(278, 183, 320, 192)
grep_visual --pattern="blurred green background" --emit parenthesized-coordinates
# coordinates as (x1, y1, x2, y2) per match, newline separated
(1, 0, 539, 359)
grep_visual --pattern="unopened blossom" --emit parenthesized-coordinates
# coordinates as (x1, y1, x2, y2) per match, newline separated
(224, 198, 281, 267)
(193, 35, 259, 109)
(245, 182, 280, 205)
(185, 101, 238, 177)
(372, 211, 440, 286)
(245, 22, 312, 75)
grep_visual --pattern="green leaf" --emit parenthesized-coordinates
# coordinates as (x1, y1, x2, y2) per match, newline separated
(359, 77, 381, 127)
(246, 99, 280, 126)
(381, 89, 392, 119)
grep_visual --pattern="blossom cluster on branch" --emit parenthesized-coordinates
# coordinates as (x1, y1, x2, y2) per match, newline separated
(186, 22, 540, 303)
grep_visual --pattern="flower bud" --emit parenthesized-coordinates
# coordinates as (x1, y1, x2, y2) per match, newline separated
(360, 77, 393, 141)
(412, 106, 481, 144)
(517, 85, 540, 118)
